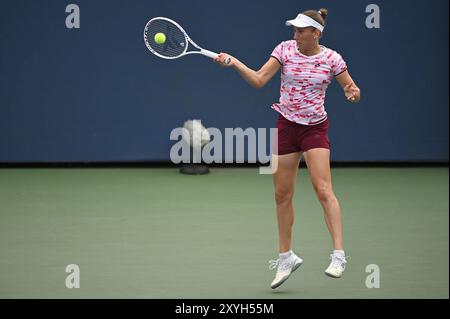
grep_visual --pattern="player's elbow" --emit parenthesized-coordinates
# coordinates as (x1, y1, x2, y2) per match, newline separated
(247, 78, 263, 89)
(252, 81, 264, 89)
(252, 75, 267, 89)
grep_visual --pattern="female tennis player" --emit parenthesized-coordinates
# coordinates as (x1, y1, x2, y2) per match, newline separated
(215, 8, 360, 289)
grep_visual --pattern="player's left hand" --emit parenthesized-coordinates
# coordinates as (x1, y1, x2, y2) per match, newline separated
(344, 83, 360, 103)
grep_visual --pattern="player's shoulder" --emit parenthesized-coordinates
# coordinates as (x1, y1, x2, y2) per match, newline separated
(321, 46, 344, 60)
(275, 40, 296, 49)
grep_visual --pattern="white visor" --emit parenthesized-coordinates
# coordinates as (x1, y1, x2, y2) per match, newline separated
(285, 14, 324, 32)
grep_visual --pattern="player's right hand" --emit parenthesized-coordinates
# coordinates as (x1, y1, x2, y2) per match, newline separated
(214, 53, 234, 67)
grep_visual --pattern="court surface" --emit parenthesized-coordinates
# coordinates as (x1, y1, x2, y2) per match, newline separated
(0, 167, 448, 298)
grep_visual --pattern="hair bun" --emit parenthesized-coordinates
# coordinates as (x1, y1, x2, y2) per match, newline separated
(318, 8, 328, 20)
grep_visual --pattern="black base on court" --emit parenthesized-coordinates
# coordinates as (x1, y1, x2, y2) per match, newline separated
(179, 164, 210, 175)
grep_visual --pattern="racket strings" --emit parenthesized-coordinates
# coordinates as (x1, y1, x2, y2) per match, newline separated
(145, 19, 187, 58)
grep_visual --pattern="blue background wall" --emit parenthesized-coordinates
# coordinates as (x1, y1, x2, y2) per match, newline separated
(0, 0, 448, 162)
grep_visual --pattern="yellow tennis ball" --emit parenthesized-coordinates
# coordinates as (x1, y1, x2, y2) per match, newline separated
(154, 33, 166, 44)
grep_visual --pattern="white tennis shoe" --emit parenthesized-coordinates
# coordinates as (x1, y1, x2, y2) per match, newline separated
(324, 252, 348, 278)
(269, 253, 303, 289)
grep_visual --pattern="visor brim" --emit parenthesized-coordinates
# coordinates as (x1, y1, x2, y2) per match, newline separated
(285, 19, 311, 28)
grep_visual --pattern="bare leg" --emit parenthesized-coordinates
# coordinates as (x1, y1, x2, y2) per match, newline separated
(304, 149, 344, 250)
(272, 152, 302, 253)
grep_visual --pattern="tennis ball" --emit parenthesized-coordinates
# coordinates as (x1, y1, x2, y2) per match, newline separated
(154, 33, 166, 45)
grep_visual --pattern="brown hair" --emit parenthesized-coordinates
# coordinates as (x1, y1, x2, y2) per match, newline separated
(302, 8, 328, 27)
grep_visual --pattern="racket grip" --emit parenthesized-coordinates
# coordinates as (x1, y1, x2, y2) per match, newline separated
(201, 49, 231, 65)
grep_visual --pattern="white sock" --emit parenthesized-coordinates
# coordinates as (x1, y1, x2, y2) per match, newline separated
(333, 250, 345, 256)
(279, 250, 292, 259)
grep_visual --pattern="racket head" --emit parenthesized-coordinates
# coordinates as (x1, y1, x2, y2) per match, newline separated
(143, 17, 190, 59)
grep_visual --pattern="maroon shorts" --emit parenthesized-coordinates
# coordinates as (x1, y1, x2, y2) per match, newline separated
(274, 114, 330, 155)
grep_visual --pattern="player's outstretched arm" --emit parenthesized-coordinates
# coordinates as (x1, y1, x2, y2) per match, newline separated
(214, 53, 280, 89)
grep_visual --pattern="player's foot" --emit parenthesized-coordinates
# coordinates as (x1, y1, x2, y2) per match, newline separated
(269, 251, 303, 289)
(324, 251, 348, 278)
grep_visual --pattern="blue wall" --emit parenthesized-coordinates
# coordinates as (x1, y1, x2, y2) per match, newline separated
(0, 0, 448, 162)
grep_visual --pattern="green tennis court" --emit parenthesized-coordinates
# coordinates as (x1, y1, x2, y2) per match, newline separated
(0, 167, 448, 298)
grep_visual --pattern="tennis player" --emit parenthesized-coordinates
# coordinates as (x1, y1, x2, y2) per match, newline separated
(215, 8, 361, 289)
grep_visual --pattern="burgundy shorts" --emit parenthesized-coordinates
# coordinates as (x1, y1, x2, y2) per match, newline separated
(274, 114, 330, 155)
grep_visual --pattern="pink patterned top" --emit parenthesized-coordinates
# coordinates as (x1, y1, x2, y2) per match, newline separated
(271, 40, 347, 125)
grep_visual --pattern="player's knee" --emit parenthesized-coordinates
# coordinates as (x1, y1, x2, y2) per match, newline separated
(275, 189, 294, 206)
(315, 185, 334, 204)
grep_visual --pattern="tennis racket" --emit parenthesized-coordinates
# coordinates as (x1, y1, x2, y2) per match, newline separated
(143, 17, 231, 64)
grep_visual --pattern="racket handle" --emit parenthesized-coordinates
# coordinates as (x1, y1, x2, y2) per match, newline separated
(201, 49, 231, 65)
